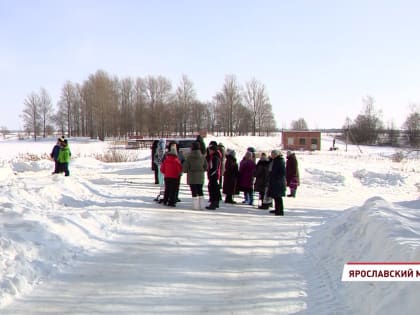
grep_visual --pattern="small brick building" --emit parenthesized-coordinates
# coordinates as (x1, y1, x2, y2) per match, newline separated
(282, 131, 321, 151)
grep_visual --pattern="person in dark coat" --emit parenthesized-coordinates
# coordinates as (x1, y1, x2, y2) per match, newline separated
(183, 141, 208, 210)
(196, 134, 207, 156)
(268, 150, 286, 216)
(238, 151, 256, 205)
(160, 147, 182, 207)
(151, 140, 159, 184)
(50, 137, 64, 174)
(254, 152, 272, 209)
(222, 149, 239, 204)
(206, 144, 221, 210)
(206, 140, 223, 203)
(286, 151, 300, 197)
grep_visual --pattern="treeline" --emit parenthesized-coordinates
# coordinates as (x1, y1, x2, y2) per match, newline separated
(344, 96, 420, 147)
(21, 70, 277, 140)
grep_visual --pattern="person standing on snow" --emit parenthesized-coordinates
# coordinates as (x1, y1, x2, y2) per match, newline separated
(57, 139, 71, 176)
(286, 151, 300, 198)
(167, 142, 184, 203)
(222, 149, 239, 204)
(206, 144, 221, 210)
(154, 139, 166, 202)
(160, 147, 183, 207)
(238, 151, 256, 205)
(50, 137, 64, 174)
(268, 150, 286, 216)
(254, 152, 272, 209)
(183, 141, 208, 210)
(151, 140, 159, 184)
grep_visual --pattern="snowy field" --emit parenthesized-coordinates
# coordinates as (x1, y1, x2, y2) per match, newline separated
(0, 134, 419, 314)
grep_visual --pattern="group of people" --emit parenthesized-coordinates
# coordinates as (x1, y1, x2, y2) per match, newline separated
(50, 137, 71, 176)
(152, 135, 300, 216)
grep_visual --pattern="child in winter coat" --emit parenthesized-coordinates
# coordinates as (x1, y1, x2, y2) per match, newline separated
(160, 147, 183, 207)
(57, 139, 71, 176)
(50, 137, 64, 174)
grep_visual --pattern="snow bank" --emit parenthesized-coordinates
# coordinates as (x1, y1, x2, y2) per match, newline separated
(308, 196, 420, 315)
(0, 158, 121, 307)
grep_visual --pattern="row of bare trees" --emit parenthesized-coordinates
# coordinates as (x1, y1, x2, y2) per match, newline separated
(21, 70, 277, 140)
(344, 96, 420, 147)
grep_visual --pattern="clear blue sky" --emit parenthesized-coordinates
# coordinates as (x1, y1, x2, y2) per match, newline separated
(1, 0, 420, 130)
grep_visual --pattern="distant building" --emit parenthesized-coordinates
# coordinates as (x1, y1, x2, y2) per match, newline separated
(282, 131, 321, 151)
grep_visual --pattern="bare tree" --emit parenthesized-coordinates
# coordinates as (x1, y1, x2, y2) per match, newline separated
(57, 81, 77, 137)
(290, 118, 308, 130)
(190, 101, 208, 134)
(243, 78, 271, 135)
(348, 95, 384, 144)
(132, 78, 147, 136)
(22, 92, 41, 140)
(81, 70, 117, 140)
(0, 126, 10, 139)
(214, 75, 242, 136)
(144, 75, 173, 137)
(403, 104, 420, 147)
(176, 75, 197, 136)
(38, 88, 53, 137)
(119, 77, 135, 136)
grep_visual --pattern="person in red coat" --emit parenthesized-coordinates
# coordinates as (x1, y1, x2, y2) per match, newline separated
(160, 147, 183, 207)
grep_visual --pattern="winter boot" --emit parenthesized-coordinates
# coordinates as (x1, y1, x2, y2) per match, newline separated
(206, 203, 217, 210)
(192, 197, 200, 210)
(198, 196, 206, 210)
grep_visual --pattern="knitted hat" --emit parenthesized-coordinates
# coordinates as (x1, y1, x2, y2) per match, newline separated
(226, 148, 236, 158)
(271, 149, 280, 157)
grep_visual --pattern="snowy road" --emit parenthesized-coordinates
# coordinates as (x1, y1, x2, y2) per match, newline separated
(2, 205, 342, 314)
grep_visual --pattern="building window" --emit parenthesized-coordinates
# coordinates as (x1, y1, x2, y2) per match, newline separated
(299, 138, 306, 145)
(288, 137, 294, 145)
(311, 138, 318, 145)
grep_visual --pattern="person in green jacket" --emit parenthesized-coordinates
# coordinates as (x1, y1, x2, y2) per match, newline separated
(57, 139, 71, 176)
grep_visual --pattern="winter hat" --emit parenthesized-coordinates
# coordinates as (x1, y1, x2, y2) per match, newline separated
(209, 141, 217, 147)
(271, 149, 280, 157)
(209, 144, 218, 151)
(287, 150, 293, 157)
(58, 137, 65, 142)
(226, 148, 236, 158)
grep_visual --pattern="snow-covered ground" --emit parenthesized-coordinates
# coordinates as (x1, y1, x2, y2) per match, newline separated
(0, 134, 419, 314)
